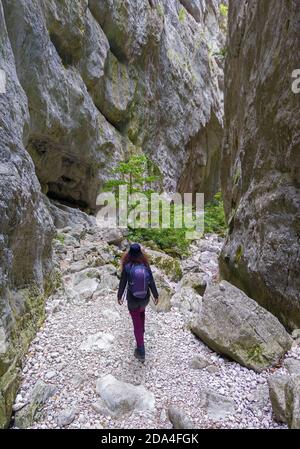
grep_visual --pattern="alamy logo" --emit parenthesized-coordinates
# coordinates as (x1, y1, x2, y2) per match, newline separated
(96, 185, 204, 240)
(0, 69, 6, 94)
(292, 69, 300, 94)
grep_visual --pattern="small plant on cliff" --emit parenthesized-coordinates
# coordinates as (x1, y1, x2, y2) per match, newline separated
(204, 192, 227, 236)
(178, 7, 186, 22)
(213, 46, 227, 58)
(55, 233, 65, 244)
(219, 3, 228, 17)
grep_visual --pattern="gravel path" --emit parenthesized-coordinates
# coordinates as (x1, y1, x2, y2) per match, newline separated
(12, 231, 299, 429)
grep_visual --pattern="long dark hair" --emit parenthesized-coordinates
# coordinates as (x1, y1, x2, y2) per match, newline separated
(121, 244, 149, 269)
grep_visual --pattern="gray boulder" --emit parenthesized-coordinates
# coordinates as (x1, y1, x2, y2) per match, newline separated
(149, 269, 175, 313)
(14, 381, 57, 428)
(96, 374, 155, 416)
(80, 332, 115, 352)
(190, 281, 293, 371)
(179, 272, 207, 295)
(268, 374, 289, 423)
(285, 376, 300, 429)
(171, 287, 202, 316)
(167, 406, 194, 429)
(199, 389, 236, 420)
(283, 359, 300, 376)
(268, 372, 300, 429)
(57, 408, 76, 427)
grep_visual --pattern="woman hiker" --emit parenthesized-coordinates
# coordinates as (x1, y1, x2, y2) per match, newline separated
(117, 243, 159, 362)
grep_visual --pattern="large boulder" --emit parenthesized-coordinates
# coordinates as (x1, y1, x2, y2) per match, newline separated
(268, 372, 300, 429)
(96, 374, 155, 416)
(149, 268, 175, 312)
(285, 376, 300, 429)
(268, 374, 289, 423)
(178, 272, 207, 295)
(190, 281, 293, 371)
(219, 0, 300, 330)
(146, 249, 182, 282)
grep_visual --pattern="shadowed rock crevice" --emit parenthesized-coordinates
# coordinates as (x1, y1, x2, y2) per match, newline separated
(26, 137, 97, 212)
(177, 112, 223, 202)
(49, 32, 78, 67)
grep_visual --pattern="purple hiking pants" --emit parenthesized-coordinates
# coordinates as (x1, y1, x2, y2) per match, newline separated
(129, 307, 145, 348)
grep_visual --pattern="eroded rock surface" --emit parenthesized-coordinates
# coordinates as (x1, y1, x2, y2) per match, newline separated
(219, 0, 300, 330)
(190, 281, 293, 371)
(0, 2, 54, 428)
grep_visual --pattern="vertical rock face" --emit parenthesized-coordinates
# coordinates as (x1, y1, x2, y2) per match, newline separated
(0, 2, 54, 428)
(2, 0, 226, 208)
(219, 0, 300, 330)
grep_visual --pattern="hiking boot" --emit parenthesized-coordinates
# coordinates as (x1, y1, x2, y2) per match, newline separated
(134, 346, 145, 362)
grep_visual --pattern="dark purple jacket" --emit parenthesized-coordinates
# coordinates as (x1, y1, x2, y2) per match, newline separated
(117, 263, 158, 310)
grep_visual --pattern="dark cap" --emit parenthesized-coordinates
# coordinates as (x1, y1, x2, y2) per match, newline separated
(129, 243, 142, 256)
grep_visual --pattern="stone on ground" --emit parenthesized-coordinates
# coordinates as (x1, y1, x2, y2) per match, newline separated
(80, 332, 115, 352)
(285, 376, 300, 429)
(75, 278, 99, 300)
(190, 355, 212, 370)
(171, 287, 202, 316)
(190, 281, 293, 372)
(96, 374, 155, 415)
(14, 381, 57, 429)
(283, 358, 300, 376)
(57, 408, 76, 427)
(199, 389, 236, 420)
(146, 249, 182, 282)
(179, 272, 207, 296)
(268, 374, 289, 423)
(149, 269, 175, 313)
(167, 406, 194, 429)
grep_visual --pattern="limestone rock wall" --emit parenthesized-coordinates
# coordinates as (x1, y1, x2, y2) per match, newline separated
(2, 0, 226, 208)
(0, 1, 54, 428)
(219, 0, 300, 330)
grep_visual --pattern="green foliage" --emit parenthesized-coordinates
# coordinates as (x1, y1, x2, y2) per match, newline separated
(233, 166, 241, 184)
(103, 154, 192, 257)
(128, 226, 190, 257)
(103, 154, 162, 195)
(235, 245, 243, 263)
(219, 3, 228, 17)
(204, 192, 227, 236)
(156, 4, 164, 18)
(55, 233, 65, 244)
(213, 46, 227, 58)
(247, 345, 264, 364)
(178, 7, 186, 22)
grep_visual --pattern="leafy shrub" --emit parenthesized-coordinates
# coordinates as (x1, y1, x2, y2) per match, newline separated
(204, 192, 227, 236)
(102, 156, 227, 256)
(219, 3, 228, 17)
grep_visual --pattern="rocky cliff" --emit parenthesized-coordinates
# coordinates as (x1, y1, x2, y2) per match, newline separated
(0, 1, 54, 428)
(0, 0, 226, 427)
(219, 0, 300, 330)
(3, 0, 225, 210)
